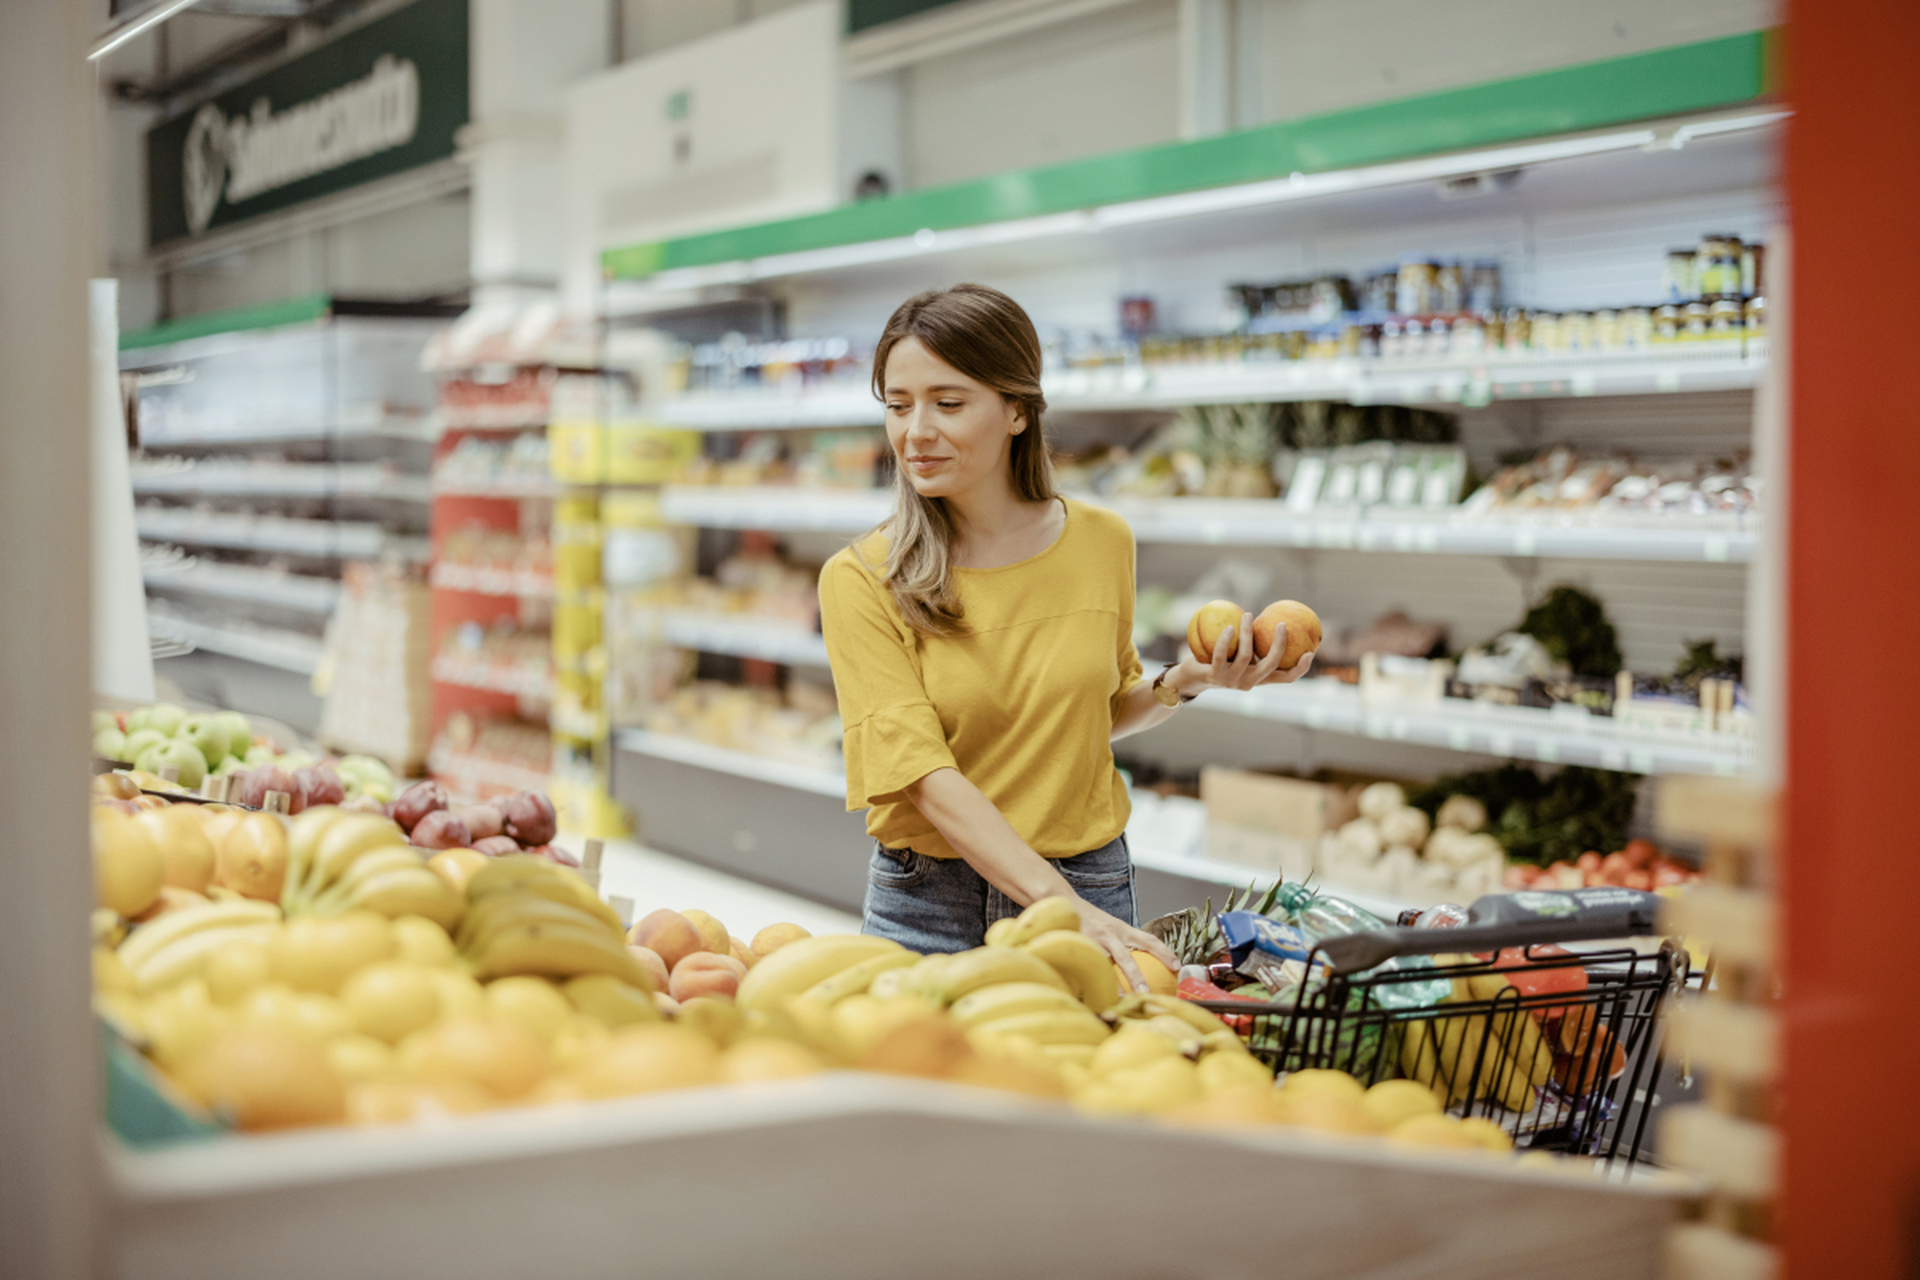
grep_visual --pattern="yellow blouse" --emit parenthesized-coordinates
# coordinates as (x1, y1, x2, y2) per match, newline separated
(818, 498, 1144, 859)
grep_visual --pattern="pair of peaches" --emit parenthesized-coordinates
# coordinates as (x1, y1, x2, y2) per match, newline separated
(1186, 599, 1322, 669)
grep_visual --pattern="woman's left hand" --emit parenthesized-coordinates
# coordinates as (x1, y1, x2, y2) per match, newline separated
(1178, 614, 1314, 695)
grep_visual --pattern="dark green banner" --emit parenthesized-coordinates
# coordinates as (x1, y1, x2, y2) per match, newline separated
(848, 0, 962, 33)
(146, 0, 468, 246)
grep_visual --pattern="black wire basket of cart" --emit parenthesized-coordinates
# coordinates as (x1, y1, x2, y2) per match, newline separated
(1193, 913, 1689, 1166)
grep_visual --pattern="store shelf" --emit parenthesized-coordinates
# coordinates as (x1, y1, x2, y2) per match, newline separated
(658, 486, 1755, 563)
(134, 508, 422, 560)
(130, 460, 431, 502)
(426, 745, 552, 796)
(437, 408, 551, 432)
(136, 409, 433, 449)
(616, 728, 849, 799)
(429, 656, 553, 701)
(644, 610, 830, 666)
(430, 476, 563, 499)
(146, 613, 325, 675)
(616, 730, 1419, 914)
(429, 563, 555, 598)
(1202, 679, 1754, 776)
(652, 348, 1763, 431)
(142, 560, 341, 615)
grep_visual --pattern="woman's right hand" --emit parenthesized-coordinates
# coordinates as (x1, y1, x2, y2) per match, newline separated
(1072, 897, 1181, 994)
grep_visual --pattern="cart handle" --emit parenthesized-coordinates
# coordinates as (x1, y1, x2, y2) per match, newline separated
(1316, 912, 1661, 975)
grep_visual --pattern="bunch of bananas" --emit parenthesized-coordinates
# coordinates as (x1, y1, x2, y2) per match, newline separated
(456, 856, 652, 990)
(112, 898, 283, 997)
(282, 808, 463, 931)
(1400, 965, 1553, 1113)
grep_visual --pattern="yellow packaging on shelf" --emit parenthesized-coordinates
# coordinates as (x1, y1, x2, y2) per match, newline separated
(548, 419, 606, 484)
(548, 774, 630, 840)
(554, 596, 605, 659)
(601, 489, 664, 528)
(607, 422, 700, 485)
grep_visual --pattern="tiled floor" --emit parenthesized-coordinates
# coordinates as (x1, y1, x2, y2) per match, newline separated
(552, 835, 861, 940)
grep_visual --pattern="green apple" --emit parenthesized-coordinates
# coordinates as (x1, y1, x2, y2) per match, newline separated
(177, 714, 229, 765)
(214, 754, 246, 776)
(134, 739, 207, 789)
(244, 744, 276, 767)
(278, 749, 315, 770)
(92, 709, 115, 735)
(122, 728, 166, 762)
(92, 728, 127, 760)
(213, 711, 252, 761)
(144, 703, 187, 738)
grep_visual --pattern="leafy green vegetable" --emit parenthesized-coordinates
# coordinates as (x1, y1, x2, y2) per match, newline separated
(1407, 764, 1639, 867)
(1516, 585, 1622, 678)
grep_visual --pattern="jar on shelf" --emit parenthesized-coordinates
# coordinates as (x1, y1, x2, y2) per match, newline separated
(1396, 260, 1439, 315)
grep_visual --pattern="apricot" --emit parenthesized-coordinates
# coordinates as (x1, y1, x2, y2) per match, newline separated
(728, 936, 756, 969)
(626, 945, 670, 992)
(669, 951, 747, 1003)
(1251, 600, 1323, 669)
(629, 910, 703, 970)
(750, 922, 810, 959)
(1186, 599, 1245, 664)
(680, 908, 729, 955)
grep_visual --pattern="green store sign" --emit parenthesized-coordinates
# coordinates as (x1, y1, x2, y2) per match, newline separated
(146, 0, 468, 246)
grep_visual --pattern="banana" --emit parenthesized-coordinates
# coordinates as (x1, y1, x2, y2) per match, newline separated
(999, 896, 1081, 948)
(304, 845, 423, 914)
(466, 855, 578, 901)
(796, 950, 919, 1005)
(459, 895, 621, 956)
(285, 806, 353, 904)
(298, 813, 407, 903)
(1021, 930, 1122, 1014)
(470, 920, 650, 986)
(342, 868, 464, 931)
(974, 1007, 1111, 1046)
(734, 935, 905, 1012)
(1137, 1014, 1205, 1054)
(118, 899, 280, 971)
(1199, 1029, 1251, 1057)
(133, 922, 280, 994)
(950, 981, 1086, 1029)
(869, 966, 913, 1000)
(488, 874, 621, 934)
(932, 946, 1070, 1004)
(563, 973, 660, 1024)
(894, 954, 953, 1001)
(983, 918, 1019, 947)
(1141, 993, 1232, 1039)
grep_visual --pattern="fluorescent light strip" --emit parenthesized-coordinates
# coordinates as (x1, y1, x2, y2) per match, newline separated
(89, 0, 201, 61)
(620, 109, 1786, 298)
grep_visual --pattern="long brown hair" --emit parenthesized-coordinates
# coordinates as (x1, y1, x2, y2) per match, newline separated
(867, 284, 1054, 635)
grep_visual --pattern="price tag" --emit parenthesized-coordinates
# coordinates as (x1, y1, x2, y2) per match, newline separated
(1704, 535, 1730, 562)
(1449, 726, 1472, 751)
(1512, 530, 1537, 556)
(1489, 733, 1514, 757)
(1600, 748, 1627, 771)
(1392, 527, 1415, 551)
(1416, 527, 1440, 553)
(1203, 521, 1226, 544)
(1655, 369, 1682, 392)
(1390, 717, 1410, 740)
(1364, 715, 1389, 739)
(1629, 750, 1655, 774)
(1571, 373, 1598, 396)
(1536, 738, 1559, 763)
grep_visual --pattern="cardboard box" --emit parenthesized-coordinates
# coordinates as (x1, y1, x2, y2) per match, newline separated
(1200, 767, 1357, 879)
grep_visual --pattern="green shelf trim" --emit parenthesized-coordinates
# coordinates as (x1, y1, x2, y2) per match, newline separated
(120, 293, 332, 352)
(604, 30, 1771, 281)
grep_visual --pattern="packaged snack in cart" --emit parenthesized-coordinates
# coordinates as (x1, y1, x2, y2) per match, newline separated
(1412, 903, 1470, 929)
(1218, 911, 1321, 995)
(1466, 886, 1661, 934)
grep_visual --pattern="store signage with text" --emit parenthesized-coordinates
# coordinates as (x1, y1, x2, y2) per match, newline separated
(146, 0, 468, 246)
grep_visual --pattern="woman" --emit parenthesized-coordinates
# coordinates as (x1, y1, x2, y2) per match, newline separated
(819, 284, 1313, 990)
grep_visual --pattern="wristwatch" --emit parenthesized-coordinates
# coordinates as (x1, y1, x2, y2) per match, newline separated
(1151, 663, 1197, 708)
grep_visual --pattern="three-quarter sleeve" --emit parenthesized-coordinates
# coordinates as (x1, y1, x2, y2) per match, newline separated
(819, 552, 959, 810)
(1111, 526, 1145, 722)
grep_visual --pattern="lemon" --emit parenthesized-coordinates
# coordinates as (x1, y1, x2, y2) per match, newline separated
(289, 992, 352, 1042)
(1457, 1116, 1514, 1152)
(484, 976, 572, 1045)
(1089, 1023, 1178, 1077)
(1196, 1049, 1273, 1097)
(1280, 1068, 1366, 1101)
(341, 962, 441, 1044)
(1387, 1113, 1480, 1150)
(176, 1026, 346, 1130)
(426, 968, 485, 1021)
(270, 912, 395, 994)
(549, 1014, 611, 1070)
(1361, 1078, 1444, 1132)
(398, 1016, 547, 1100)
(1273, 1089, 1373, 1135)
(573, 1024, 719, 1099)
(143, 987, 231, 1067)
(390, 915, 457, 967)
(718, 1038, 825, 1084)
(327, 1033, 396, 1082)
(93, 947, 136, 996)
(204, 938, 273, 1006)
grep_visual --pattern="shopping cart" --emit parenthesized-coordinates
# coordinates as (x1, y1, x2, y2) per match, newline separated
(1192, 913, 1689, 1166)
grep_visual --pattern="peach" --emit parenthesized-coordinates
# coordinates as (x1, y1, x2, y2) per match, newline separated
(750, 922, 810, 960)
(680, 908, 729, 955)
(669, 951, 747, 1003)
(1251, 600, 1323, 669)
(626, 945, 670, 993)
(629, 909, 703, 970)
(1186, 599, 1245, 664)
(728, 936, 756, 970)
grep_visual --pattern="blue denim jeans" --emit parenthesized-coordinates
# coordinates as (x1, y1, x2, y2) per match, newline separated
(861, 834, 1137, 954)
